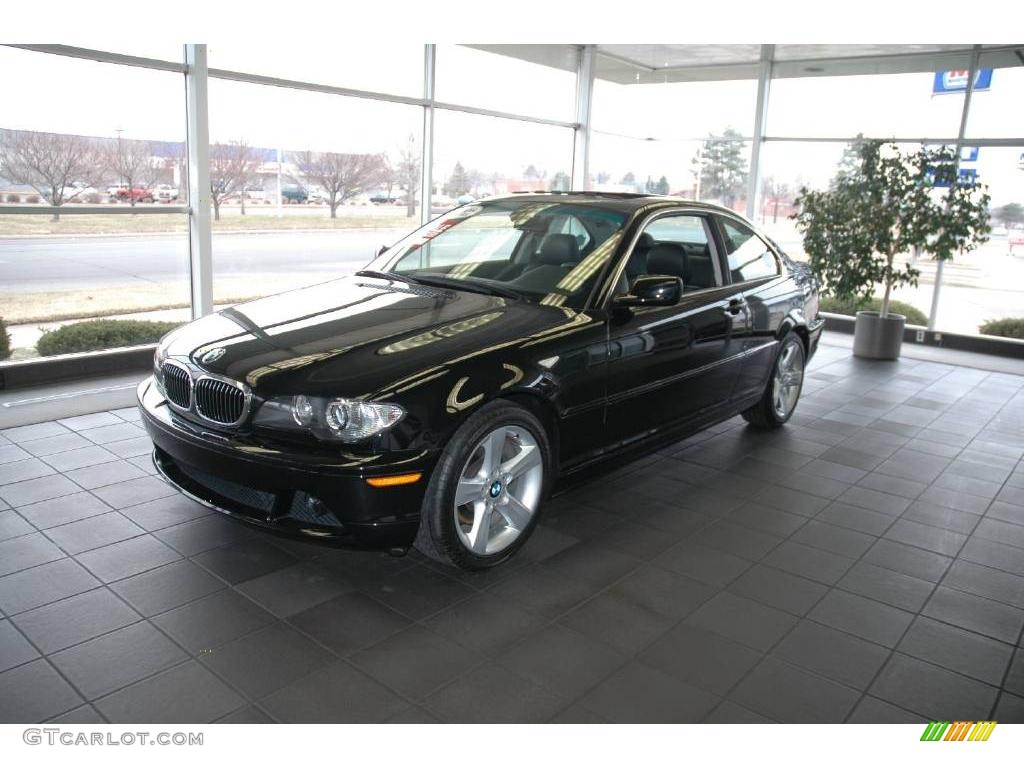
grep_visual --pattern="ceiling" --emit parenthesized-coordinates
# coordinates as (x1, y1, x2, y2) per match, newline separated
(469, 44, 1024, 83)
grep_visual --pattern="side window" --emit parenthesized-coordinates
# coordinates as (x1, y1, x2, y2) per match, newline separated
(625, 214, 720, 292)
(719, 218, 780, 282)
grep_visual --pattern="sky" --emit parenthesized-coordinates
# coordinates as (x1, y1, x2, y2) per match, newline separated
(0, 44, 1021, 204)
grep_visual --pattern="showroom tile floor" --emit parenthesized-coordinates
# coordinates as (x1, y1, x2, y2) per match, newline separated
(2, 345, 1024, 723)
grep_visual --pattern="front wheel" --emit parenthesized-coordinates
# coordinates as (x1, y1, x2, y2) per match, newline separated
(414, 401, 550, 570)
(742, 332, 806, 429)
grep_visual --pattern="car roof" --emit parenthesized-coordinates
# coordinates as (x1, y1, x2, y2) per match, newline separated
(476, 192, 739, 217)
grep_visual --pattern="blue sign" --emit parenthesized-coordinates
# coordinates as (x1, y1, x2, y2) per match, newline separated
(961, 146, 979, 163)
(929, 166, 979, 188)
(933, 69, 993, 94)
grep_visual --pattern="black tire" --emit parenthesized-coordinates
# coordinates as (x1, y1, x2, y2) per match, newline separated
(414, 400, 551, 570)
(741, 331, 806, 429)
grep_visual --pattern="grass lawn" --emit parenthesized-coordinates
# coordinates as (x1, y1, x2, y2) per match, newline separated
(0, 208, 417, 236)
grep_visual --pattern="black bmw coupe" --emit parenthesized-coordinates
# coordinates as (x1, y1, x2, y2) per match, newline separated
(139, 193, 823, 570)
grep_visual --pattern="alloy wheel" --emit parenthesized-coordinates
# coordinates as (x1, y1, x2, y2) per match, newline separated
(453, 424, 544, 555)
(772, 338, 805, 420)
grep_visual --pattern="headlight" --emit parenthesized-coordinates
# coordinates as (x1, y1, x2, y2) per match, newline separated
(153, 342, 170, 391)
(254, 395, 404, 443)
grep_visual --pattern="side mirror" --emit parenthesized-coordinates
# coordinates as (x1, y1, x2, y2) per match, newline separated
(613, 275, 682, 308)
(376, 244, 389, 257)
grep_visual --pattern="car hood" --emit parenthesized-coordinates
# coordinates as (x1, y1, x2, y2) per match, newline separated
(163, 275, 584, 397)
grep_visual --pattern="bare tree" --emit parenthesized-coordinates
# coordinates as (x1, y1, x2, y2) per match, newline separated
(395, 134, 421, 218)
(0, 129, 103, 220)
(105, 137, 155, 206)
(209, 140, 258, 221)
(293, 150, 386, 219)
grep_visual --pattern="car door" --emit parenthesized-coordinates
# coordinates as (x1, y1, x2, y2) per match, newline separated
(713, 215, 787, 404)
(603, 211, 748, 447)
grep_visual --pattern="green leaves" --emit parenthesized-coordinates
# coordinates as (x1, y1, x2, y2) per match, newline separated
(793, 139, 990, 313)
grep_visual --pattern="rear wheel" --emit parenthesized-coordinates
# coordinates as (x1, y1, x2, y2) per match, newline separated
(415, 401, 549, 570)
(742, 332, 805, 429)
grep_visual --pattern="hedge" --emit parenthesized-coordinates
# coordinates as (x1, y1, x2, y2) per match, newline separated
(36, 319, 181, 357)
(819, 296, 928, 326)
(979, 318, 1024, 340)
(0, 317, 10, 361)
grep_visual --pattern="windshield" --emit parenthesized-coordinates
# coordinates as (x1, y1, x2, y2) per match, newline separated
(366, 200, 628, 310)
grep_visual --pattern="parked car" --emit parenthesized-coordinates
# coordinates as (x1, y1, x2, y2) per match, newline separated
(154, 184, 180, 202)
(370, 192, 401, 204)
(113, 186, 154, 203)
(140, 193, 823, 570)
(280, 184, 309, 204)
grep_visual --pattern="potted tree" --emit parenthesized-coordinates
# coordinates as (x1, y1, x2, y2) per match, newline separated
(794, 140, 990, 360)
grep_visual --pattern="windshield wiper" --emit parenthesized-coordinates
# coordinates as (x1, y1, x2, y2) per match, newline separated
(354, 269, 422, 285)
(413, 274, 524, 301)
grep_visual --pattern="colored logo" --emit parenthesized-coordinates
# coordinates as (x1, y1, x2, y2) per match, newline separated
(920, 721, 997, 742)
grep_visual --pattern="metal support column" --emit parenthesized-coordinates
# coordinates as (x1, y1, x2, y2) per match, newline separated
(928, 44, 981, 331)
(420, 44, 436, 225)
(571, 45, 596, 191)
(746, 44, 774, 219)
(185, 44, 213, 319)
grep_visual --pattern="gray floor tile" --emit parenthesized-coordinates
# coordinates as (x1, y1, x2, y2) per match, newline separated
(0, 619, 39, 672)
(560, 590, 675, 655)
(1005, 649, 1024, 698)
(47, 704, 107, 724)
(863, 538, 953, 582)
(810, 589, 914, 647)
(20, 432, 91, 458)
(0, 532, 64, 577)
(290, 591, 411, 656)
(729, 563, 829, 616)
(0, 659, 83, 722)
(838, 561, 935, 612)
(236, 562, 350, 618)
(773, 620, 889, 689)
(118, 495, 210, 532)
(0, 557, 100, 615)
(847, 695, 925, 723)
(353, 624, 481, 699)
(0, 474, 80, 508)
(653, 542, 753, 587)
(486, 563, 596, 618)
(2, 422, 71, 444)
(201, 622, 333, 699)
(609, 564, 717, 620)
(838, 486, 912, 516)
(870, 653, 998, 720)
(993, 692, 1024, 723)
(703, 700, 775, 723)
(790, 519, 876, 558)
(58, 412, 123, 431)
(16, 492, 111, 530)
(0, 457, 57, 486)
(152, 589, 275, 653)
(922, 586, 1024, 644)
(111, 559, 225, 616)
(641, 622, 762, 695)
(684, 591, 797, 652)
(77, 534, 181, 583)
(154, 514, 255, 557)
(192, 538, 298, 585)
(46, 512, 145, 555)
(753, 484, 830, 517)
(0, 510, 33, 542)
(78, 422, 146, 445)
(63, 460, 147, 490)
(580, 661, 719, 723)
(732, 657, 860, 723)
(762, 540, 855, 585)
(261, 660, 408, 723)
(95, 661, 245, 723)
(13, 587, 141, 654)
(815, 502, 895, 537)
(942, 559, 1024, 609)
(898, 616, 1014, 686)
(50, 621, 188, 700)
(974, 518, 1024, 550)
(425, 664, 567, 724)
(40, 445, 118, 473)
(689, 520, 784, 561)
(90, 476, 176, 508)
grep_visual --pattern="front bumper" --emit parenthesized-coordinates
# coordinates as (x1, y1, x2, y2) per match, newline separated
(137, 377, 431, 548)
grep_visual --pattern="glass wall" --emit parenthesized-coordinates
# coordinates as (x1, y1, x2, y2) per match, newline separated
(0, 46, 191, 361)
(207, 79, 425, 305)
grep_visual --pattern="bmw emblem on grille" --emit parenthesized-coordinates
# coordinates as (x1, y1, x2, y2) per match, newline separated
(199, 347, 226, 365)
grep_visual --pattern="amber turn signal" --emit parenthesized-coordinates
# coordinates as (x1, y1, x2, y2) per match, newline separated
(366, 472, 423, 488)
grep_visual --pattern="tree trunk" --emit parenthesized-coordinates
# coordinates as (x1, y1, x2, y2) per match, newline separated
(51, 207, 60, 222)
(879, 250, 895, 318)
(240, 195, 246, 216)
(406, 199, 415, 218)
(330, 201, 338, 219)
(772, 198, 780, 224)
(213, 199, 221, 221)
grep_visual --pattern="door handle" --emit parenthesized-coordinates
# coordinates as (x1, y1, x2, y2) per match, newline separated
(727, 298, 745, 315)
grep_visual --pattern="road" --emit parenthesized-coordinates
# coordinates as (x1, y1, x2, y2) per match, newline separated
(0, 228, 411, 294)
